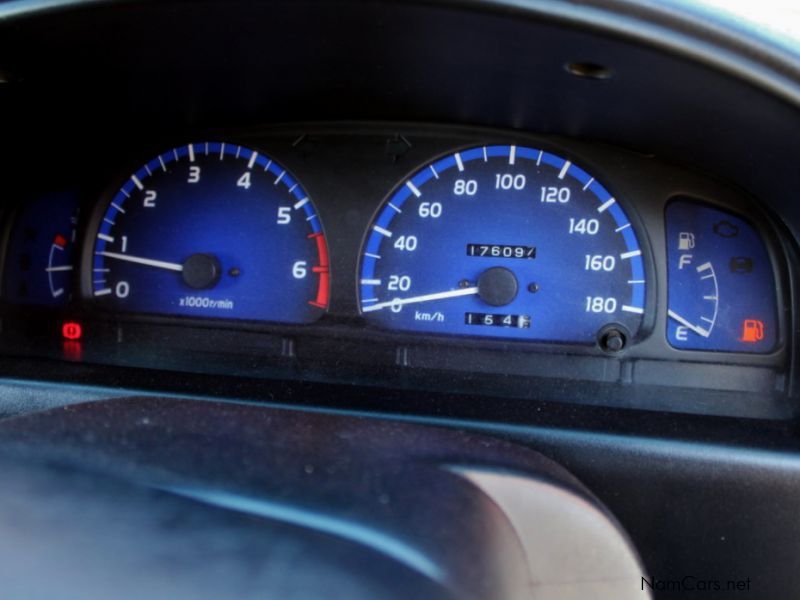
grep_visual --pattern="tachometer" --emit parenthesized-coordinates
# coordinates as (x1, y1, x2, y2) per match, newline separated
(88, 142, 329, 323)
(358, 145, 647, 345)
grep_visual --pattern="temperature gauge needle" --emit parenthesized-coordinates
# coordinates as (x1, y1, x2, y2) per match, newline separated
(98, 250, 184, 272)
(668, 309, 711, 338)
(362, 286, 479, 313)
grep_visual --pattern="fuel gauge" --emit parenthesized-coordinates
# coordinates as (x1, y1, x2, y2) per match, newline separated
(665, 199, 778, 353)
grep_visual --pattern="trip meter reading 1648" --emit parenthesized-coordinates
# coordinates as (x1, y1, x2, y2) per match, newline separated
(358, 145, 648, 345)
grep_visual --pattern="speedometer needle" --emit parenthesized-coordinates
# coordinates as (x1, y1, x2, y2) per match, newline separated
(362, 286, 479, 313)
(98, 250, 184, 272)
(668, 309, 711, 338)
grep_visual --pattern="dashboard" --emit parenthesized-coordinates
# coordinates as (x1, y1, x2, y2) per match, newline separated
(0, 124, 793, 418)
(3, 1, 800, 598)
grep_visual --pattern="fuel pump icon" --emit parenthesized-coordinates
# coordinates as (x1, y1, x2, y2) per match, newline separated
(678, 232, 695, 251)
(677, 232, 695, 270)
(740, 319, 765, 343)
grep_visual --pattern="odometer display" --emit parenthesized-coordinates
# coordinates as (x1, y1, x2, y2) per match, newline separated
(358, 145, 647, 343)
(466, 244, 536, 259)
(89, 142, 329, 323)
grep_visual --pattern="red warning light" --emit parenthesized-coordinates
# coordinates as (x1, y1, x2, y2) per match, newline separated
(741, 319, 765, 343)
(62, 321, 83, 341)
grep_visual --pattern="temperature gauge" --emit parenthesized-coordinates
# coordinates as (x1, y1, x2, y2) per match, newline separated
(2, 192, 80, 307)
(665, 199, 778, 353)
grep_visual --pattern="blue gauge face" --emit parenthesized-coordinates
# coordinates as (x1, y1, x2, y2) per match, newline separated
(359, 145, 647, 343)
(666, 199, 778, 352)
(91, 142, 330, 323)
(3, 191, 80, 307)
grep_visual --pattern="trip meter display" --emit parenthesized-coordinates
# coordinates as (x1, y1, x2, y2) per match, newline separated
(358, 145, 648, 344)
(88, 142, 329, 323)
(666, 199, 778, 352)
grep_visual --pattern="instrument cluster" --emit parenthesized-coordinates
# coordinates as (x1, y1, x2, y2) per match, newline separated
(0, 124, 791, 416)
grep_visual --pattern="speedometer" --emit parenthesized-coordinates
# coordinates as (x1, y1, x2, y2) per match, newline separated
(358, 145, 647, 345)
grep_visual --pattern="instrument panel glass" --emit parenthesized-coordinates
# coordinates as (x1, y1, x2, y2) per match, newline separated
(0, 128, 788, 410)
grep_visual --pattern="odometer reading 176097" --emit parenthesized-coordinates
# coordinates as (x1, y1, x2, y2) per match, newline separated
(358, 145, 647, 345)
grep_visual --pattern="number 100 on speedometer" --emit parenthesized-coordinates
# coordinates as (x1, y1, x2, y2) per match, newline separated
(358, 145, 648, 344)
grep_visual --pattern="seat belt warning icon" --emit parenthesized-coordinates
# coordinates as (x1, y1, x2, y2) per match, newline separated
(740, 319, 765, 343)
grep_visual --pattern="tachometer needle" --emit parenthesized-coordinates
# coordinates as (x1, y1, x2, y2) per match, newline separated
(667, 309, 711, 338)
(362, 286, 479, 313)
(98, 250, 184, 272)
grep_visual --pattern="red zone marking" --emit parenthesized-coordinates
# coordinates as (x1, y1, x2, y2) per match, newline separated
(308, 232, 330, 308)
(53, 234, 68, 249)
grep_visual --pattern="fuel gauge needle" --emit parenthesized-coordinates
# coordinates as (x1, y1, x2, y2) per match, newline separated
(97, 250, 184, 272)
(668, 309, 711, 338)
(362, 286, 479, 312)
